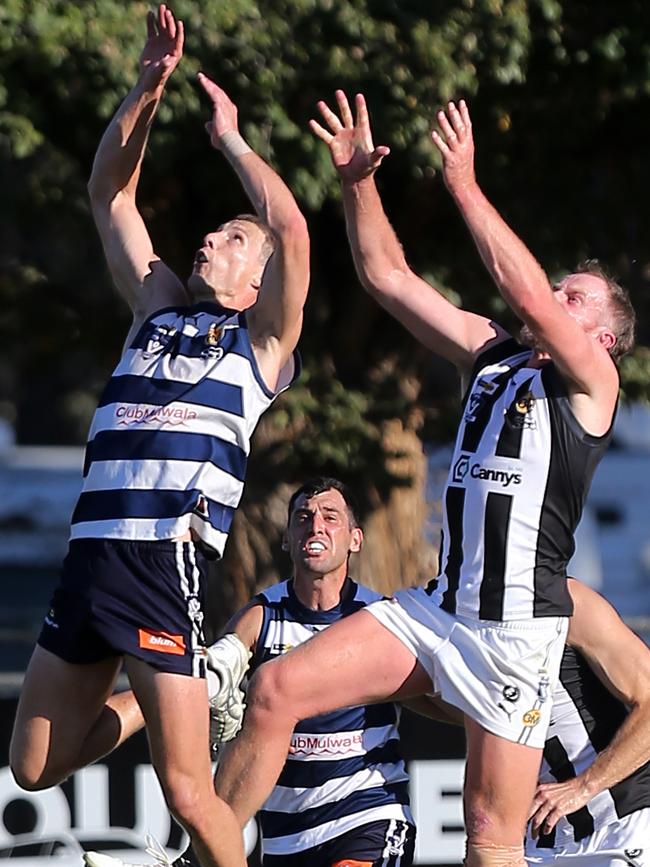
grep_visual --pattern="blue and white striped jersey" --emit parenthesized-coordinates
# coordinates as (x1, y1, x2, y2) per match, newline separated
(70, 303, 297, 555)
(252, 577, 413, 856)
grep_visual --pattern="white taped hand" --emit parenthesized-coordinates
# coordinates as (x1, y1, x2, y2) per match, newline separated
(206, 633, 252, 747)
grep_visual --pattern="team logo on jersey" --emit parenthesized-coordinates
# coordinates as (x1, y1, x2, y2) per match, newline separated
(290, 731, 364, 757)
(452, 453, 471, 483)
(464, 377, 498, 423)
(506, 390, 537, 430)
(202, 323, 225, 359)
(143, 323, 177, 358)
(452, 454, 522, 488)
(522, 709, 542, 727)
(116, 404, 198, 427)
(270, 641, 294, 655)
(206, 323, 223, 346)
(624, 850, 643, 860)
(502, 685, 520, 702)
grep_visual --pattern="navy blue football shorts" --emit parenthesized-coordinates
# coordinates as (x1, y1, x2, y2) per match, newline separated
(37, 538, 208, 677)
(262, 819, 416, 867)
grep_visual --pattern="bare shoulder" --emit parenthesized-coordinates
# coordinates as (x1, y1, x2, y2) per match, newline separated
(565, 352, 620, 437)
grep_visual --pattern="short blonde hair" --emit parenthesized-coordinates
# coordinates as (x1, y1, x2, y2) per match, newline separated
(575, 259, 636, 360)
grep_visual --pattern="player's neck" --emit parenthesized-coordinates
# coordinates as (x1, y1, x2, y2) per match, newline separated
(292, 569, 348, 611)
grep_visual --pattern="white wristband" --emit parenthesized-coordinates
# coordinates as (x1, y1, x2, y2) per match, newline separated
(220, 130, 253, 159)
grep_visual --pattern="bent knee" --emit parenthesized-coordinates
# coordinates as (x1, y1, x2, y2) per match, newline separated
(248, 661, 297, 717)
(10, 759, 66, 792)
(465, 795, 527, 845)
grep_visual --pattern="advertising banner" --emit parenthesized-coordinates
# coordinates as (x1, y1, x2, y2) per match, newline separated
(0, 698, 466, 866)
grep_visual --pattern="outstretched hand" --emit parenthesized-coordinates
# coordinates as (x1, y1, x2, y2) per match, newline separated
(431, 100, 475, 196)
(528, 777, 590, 838)
(310, 91, 390, 184)
(139, 4, 184, 90)
(197, 73, 239, 148)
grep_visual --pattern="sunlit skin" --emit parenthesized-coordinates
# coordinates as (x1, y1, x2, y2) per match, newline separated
(187, 218, 268, 309)
(519, 272, 616, 358)
(284, 490, 363, 591)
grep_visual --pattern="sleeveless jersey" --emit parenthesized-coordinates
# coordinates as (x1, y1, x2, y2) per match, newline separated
(70, 304, 297, 555)
(529, 645, 650, 851)
(427, 338, 614, 621)
(253, 578, 413, 856)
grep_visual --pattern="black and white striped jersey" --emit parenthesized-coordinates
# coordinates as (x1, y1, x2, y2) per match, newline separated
(530, 645, 650, 850)
(427, 338, 614, 621)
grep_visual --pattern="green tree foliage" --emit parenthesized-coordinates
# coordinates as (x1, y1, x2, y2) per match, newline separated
(2, 0, 650, 532)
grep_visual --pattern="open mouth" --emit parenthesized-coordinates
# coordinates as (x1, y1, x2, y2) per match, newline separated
(305, 541, 327, 554)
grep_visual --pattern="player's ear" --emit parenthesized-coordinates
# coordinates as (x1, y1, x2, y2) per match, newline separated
(281, 531, 289, 552)
(597, 327, 616, 353)
(349, 527, 363, 554)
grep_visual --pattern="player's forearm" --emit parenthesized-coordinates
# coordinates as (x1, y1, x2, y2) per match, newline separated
(88, 77, 164, 202)
(578, 704, 650, 798)
(342, 177, 410, 295)
(220, 134, 306, 237)
(450, 180, 552, 319)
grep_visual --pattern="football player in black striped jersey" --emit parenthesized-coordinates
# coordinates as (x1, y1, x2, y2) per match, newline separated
(526, 579, 650, 863)
(211, 92, 637, 867)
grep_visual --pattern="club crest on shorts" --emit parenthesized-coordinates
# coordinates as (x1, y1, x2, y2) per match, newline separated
(502, 685, 520, 702)
(522, 709, 542, 727)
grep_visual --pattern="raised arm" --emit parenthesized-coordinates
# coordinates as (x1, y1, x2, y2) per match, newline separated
(309, 90, 504, 373)
(87, 4, 187, 328)
(528, 579, 650, 837)
(432, 101, 618, 408)
(198, 74, 310, 387)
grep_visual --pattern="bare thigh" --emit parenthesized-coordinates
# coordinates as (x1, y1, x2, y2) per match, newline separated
(10, 645, 123, 787)
(252, 608, 433, 720)
(464, 715, 543, 844)
(124, 657, 214, 796)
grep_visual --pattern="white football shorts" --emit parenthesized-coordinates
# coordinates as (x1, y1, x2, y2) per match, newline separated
(367, 586, 568, 749)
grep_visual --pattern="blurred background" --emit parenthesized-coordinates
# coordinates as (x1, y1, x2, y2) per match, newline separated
(1, 0, 650, 864)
